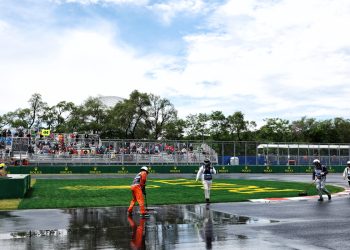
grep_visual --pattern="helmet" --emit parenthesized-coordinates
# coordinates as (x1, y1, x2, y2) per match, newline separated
(313, 159, 320, 164)
(140, 166, 148, 172)
(347, 161, 350, 165)
(204, 158, 211, 164)
(0, 163, 5, 168)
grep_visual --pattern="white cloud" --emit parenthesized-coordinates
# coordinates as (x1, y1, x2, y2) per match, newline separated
(161, 0, 350, 120)
(2, 0, 350, 124)
(0, 20, 9, 31)
(56, 0, 148, 5)
(0, 22, 173, 113)
(149, 0, 208, 25)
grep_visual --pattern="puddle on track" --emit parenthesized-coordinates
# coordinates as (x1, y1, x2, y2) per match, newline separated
(0, 205, 278, 249)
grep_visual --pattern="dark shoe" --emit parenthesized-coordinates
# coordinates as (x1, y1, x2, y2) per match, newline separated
(318, 198, 324, 202)
(127, 211, 133, 217)
(328, 194, 331, 200)
(140, 213, 150, 218)
(206, 199, 210, 204)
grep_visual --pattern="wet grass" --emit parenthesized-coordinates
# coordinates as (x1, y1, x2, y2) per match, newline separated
(0, 199, 21, 210)
(17, 178, 343, 209)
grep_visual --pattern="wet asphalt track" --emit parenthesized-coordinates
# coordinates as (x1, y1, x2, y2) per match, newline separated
(1, 173, 349, 249)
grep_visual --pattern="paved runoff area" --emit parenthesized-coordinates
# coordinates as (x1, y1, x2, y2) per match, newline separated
(0, 173, 349, 249)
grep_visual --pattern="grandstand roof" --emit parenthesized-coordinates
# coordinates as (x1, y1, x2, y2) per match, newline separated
(97, 96, 124, 108)
(257, 143, 350, 149)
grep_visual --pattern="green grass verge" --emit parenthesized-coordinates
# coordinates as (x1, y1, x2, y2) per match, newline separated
(18, 178, 343, 209)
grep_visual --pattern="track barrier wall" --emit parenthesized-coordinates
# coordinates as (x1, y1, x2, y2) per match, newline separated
(0, 174, 31, 198)
(6, 165, 345, 175)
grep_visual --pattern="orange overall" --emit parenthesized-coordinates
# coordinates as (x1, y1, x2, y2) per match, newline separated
(128, 171, 148, 215)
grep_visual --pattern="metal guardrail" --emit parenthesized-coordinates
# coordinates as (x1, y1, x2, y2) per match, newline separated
(24, 151, 218, 166)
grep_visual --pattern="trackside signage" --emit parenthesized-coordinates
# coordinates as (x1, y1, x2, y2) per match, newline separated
(6, 165, 345, 174)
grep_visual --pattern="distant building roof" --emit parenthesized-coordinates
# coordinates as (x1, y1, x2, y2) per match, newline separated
(97, 96, 124, 108)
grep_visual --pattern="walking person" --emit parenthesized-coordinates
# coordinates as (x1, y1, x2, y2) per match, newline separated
(127, 166, 150, 218)
(342, 161, 350, 191)
(196, 158, 216, 204)
(312, 159, 331, 201)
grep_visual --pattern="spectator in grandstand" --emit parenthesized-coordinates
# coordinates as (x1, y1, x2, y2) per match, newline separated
(131, 143, 137, 153)
(342, 161, 350, 189)
(27, 145, 35, 157)
(0, 163, 8, 177)
(312, 159, 331, 201)
(75, 133, 80, 143)
(196, 158, 217, 204)
(18, 129, 24, 137)
(127, 166, 150, 218)
(154, 144, 159, 153)
(22, 159, 29, 166)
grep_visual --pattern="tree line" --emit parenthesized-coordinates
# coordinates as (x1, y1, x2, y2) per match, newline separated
(1, 91, 350, 143)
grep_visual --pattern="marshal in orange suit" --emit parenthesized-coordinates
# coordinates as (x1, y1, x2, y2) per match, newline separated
(127, 166, 149, 217)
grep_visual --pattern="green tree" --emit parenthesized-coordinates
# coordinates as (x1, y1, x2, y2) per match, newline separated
(226, 111, 254, 141)
(209, 111, 228, 140)
(148, 94, 178, 140)
(107, 90, 150, 139)
(258, 118, 291, 142)
(80, 97, 107, 134)
(53, 101, 76, 132)
(28, 93, 48, 129)
(163, 118, 186, 140)
(184, 113, 209, 140)
(291, 117, 333, 143)
(333, 117, 350, 143)
(40, 106, 57, 130)
(1, 109, 31, 129)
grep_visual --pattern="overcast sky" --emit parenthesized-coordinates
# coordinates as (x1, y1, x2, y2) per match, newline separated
(1, 0, 350, 125)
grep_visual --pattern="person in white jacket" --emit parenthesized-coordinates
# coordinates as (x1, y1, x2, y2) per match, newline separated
(342, 161, 350, 188)
(196, 158, 216, 203)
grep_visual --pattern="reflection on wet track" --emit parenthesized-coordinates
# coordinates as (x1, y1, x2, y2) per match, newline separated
(0, 205, 278, 249)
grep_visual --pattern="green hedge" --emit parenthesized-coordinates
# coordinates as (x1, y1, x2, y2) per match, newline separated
(5, 165, 345, 174)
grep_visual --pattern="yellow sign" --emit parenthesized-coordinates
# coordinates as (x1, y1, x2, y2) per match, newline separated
(305, 166, 313, 173)
(60, 167, 72, 174)
(241, 166, 251, 173)
(218, 166, 229, 173)
(264, 166, 273, 173)
(147, 166, 156, 173)
(117, 166, 128, 174)
(41, 129, 50, 136)
(170, 166, 181, 173)
(285, 166, 294, 173)
(328, 166, 335, 172)
(89, 167, 101, 174)
(30, 167, 42, 174)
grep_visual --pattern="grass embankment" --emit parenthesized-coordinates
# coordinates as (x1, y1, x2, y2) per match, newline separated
(0, 178, 343, 210)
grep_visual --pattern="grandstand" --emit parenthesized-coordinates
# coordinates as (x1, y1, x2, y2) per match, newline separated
(3, 128, 349, 167)
(0, 129, 218, 166)
(257, 143, 350, 166)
